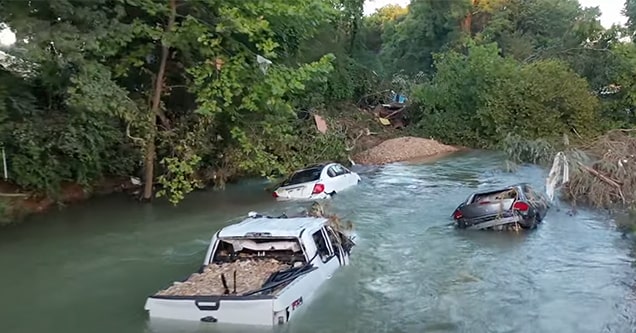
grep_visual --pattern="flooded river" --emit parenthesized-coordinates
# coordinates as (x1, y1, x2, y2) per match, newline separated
(1, 151, 635, 333)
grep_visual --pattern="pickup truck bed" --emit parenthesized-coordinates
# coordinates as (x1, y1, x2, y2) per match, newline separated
(145, 258, 314, 326)
(155, 258, 291, 296)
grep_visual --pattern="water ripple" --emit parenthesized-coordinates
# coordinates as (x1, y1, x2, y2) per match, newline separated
(294, 151, 636, 333)
(1, 151, 634, 333)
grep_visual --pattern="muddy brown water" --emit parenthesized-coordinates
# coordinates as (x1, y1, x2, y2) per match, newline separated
(0, 150, 635, 333)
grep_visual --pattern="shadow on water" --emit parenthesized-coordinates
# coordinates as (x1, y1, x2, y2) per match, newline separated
(1, 150, 635, 333)
(146, 319, 279, 333)
(453, 227, 532, 249)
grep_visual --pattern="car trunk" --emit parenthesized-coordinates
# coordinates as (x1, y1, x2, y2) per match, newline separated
(275, 167, 322, 199)
(460, 188, 519, 219)
(460, 198, 515, 218)
(276, 181, 316, 198)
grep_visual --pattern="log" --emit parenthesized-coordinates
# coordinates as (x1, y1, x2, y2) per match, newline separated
(577, 162, 626, 204)
(0, 192, 28, 197)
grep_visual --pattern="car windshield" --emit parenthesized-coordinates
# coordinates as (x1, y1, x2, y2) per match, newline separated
(282, 167, 322, 186)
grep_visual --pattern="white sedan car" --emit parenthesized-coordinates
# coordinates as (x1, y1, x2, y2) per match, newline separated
(272, 162, 361, 201)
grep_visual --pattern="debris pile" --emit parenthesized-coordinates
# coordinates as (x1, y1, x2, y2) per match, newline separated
(306, 201, 356, 253)
(307, 201, 354, 233)
(155, 259, 290, 296)
(356, 90, 410, 129)
(353, 136, 459, 165)
(489, 222, 524, 232)
(371, 103, 407, 129)
(562, 130, 636, 209)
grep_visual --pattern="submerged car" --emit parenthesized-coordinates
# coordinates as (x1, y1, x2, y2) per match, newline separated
(451, 183, 550, 231)
(272, 163, 361, 201)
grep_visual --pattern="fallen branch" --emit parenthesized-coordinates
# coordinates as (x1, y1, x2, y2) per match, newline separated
(356, 89, 392, 106)
(577, 161, 625, 204)
(126, 123, 145, 144)
(381, 107, 405, 120)
(345, 129, 368, 152)
(0, 192, 28, 197)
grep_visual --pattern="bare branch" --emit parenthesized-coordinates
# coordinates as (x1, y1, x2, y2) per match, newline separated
(345, 129, 367, 152)
(0, 192, 28, 197)
(126, 123, 145, 144)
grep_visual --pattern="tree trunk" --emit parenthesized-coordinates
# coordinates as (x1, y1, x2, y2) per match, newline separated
(462, 0, 479, 34)
(142, 128, 156, 201)
(142, 0, 177, 201)
(462, 14, 472, 34)
(348, 17, 359, 55)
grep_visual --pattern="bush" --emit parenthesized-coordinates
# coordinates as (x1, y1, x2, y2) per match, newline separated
(410, 42, 602, 148)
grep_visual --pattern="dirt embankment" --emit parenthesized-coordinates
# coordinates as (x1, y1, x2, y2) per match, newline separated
(352, 136, 460, 165)
(0, 177, 139, 225)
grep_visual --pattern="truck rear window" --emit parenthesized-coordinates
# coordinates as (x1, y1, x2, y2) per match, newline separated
(212, 238, 306, 265)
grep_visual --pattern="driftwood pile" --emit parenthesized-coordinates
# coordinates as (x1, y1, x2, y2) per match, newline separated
(306, 201, 356, 252)
(307, 201, 353, 234)
(155, 259, 290, 296)
(563, 130, 636, 209)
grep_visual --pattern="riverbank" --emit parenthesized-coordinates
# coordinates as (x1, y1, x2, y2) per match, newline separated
(0, 177, 140, 225)
(0, 138, 462, 226)
(1, 101, 466, 225)
(503, 131, 636, 236)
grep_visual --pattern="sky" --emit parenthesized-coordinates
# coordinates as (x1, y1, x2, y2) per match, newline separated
(363, 0, 628, 28)
(0, 28, 15, 46)
(0, 0, 629, 46)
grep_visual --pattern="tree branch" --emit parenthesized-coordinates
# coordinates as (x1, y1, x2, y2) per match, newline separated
(0, 192, 28, 197)
(126, 123, 145, 144)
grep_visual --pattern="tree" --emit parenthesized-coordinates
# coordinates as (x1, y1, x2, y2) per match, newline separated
(1, 0, 632, 212)
(626, 0, 636, 33)
(412, 42, 601, 147)
(476, 0, 604, 61)
(0, 0, 340, 205)
(360, 4, 408, 54)
(0, 0, 140, 195)
(381, 0, 470, 75)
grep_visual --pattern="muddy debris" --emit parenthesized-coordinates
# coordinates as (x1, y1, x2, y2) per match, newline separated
(562, 129, 636, 209)
(155, 259, 290, 296)
(353, 136, 459, 165)
(307, 201, 354, 232)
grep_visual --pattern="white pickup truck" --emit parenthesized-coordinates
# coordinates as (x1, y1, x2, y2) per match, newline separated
(144, 212, 355, 326)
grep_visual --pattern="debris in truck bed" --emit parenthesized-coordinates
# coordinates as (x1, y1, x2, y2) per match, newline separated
(155, 259, 291, 296)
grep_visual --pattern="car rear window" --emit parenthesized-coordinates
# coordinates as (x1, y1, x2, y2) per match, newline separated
(471, 188, 519, 203)
(282, 167, 322, 186)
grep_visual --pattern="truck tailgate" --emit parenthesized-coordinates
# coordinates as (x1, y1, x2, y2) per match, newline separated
(145, 295, 275, 325)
